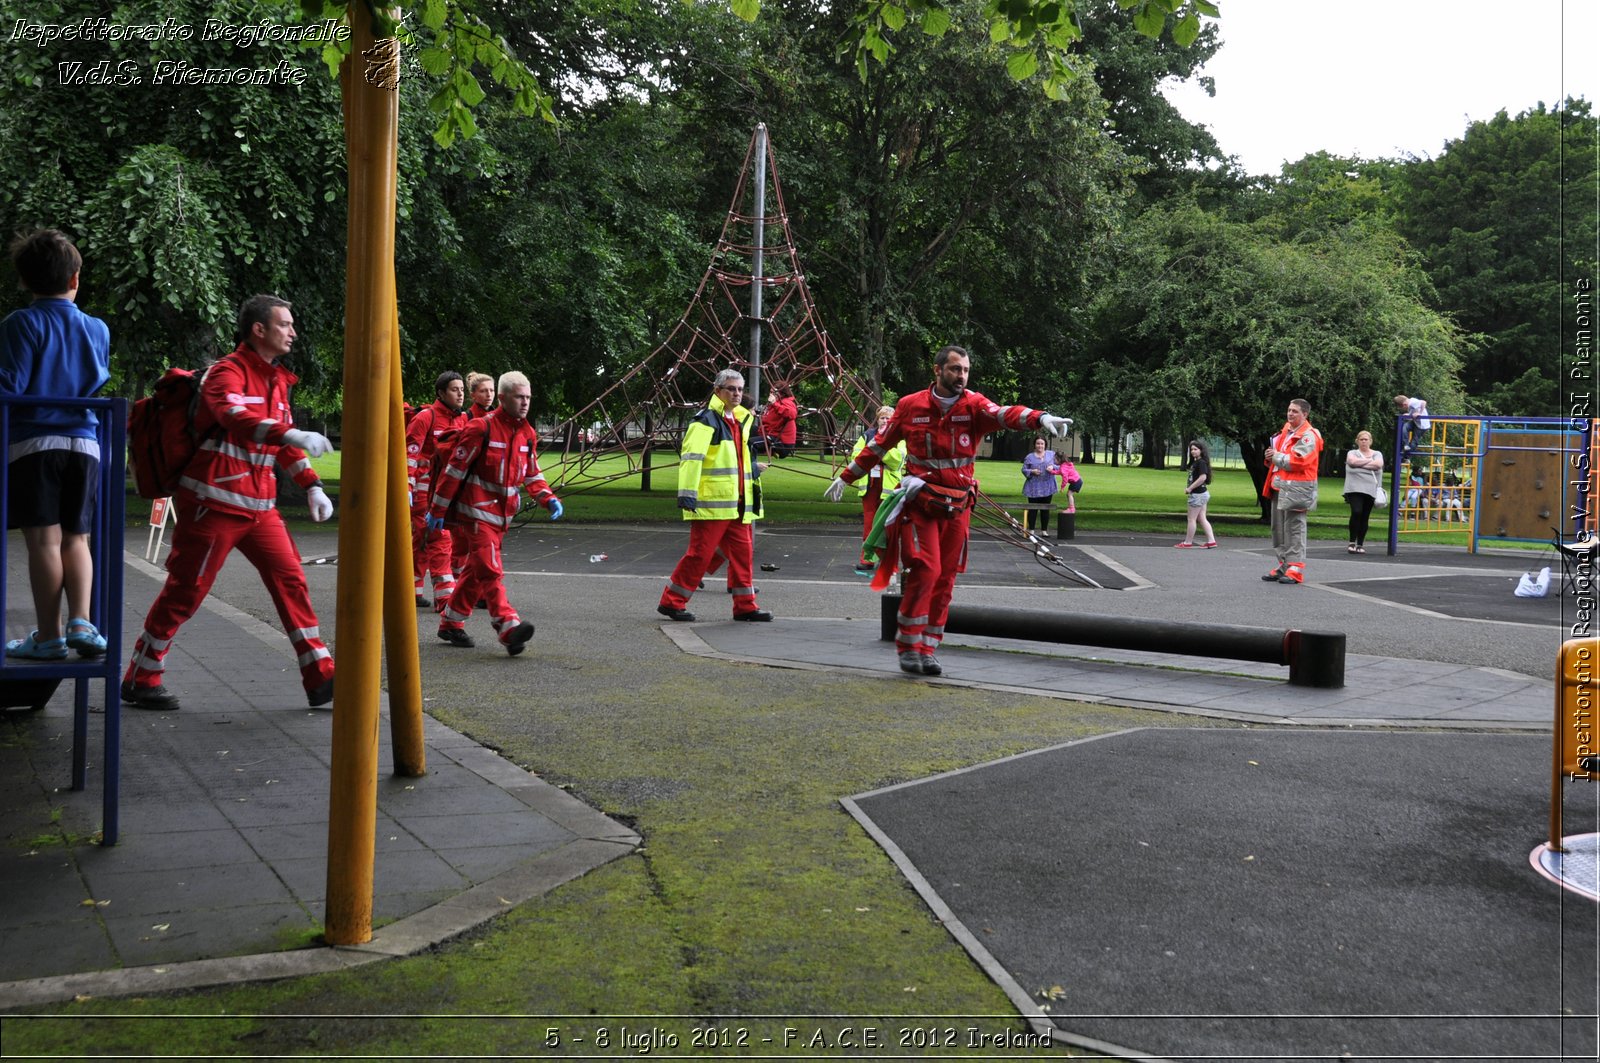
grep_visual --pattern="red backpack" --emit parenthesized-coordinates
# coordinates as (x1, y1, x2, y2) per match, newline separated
(425, 423, 465, 514)
(127, 366, 212, 499)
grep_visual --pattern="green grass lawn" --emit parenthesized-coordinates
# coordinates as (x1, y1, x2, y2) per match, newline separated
(118, 448, 1496, 547)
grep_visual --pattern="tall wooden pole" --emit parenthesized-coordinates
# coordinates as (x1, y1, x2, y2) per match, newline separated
(326, 5, 400, 946)
(386, 304, 425, 774)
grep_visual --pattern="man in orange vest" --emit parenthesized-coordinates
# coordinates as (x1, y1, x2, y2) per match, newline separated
(1261, 397, 1323, 585)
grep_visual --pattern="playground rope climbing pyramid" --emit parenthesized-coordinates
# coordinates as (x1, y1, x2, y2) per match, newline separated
(551, 124, 878, 494)
(540, 125, 1102, 588)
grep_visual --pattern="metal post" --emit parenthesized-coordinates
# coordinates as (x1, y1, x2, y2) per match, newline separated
(881, 593, 901, 643)
(899, 604, 1347, 688)
(748, 123, 767, 403)
(642, 409, 654, 491)
(102, 398, 126, 845)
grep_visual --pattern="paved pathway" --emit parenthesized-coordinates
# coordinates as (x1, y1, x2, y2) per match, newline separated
(1, 550, 636, 1007)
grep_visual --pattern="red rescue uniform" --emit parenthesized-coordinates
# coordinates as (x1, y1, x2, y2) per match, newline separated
(429, 408, 558, 643)
(407, 399, 468, 605)
(841, 386, 1043, 659)
(125, 343, 334, 696)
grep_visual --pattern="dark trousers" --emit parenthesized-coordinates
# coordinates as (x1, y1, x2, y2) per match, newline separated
(1023, 495, 1054, 530)
(1346, 492, 1376, 546)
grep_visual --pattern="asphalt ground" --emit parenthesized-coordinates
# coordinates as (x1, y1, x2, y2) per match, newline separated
(849, 728, 1599, 1062)
(217, 521, 1568, 679)
(3, 516, 1594, 1059)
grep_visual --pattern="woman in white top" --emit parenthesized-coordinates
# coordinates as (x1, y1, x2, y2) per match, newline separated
(1343, 431, 1384, 553)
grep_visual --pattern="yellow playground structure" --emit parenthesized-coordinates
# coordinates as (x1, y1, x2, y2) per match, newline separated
(1386, 415, 1596, 555)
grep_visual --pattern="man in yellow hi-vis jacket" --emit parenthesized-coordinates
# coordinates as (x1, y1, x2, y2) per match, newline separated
(656, 369, 772, 623)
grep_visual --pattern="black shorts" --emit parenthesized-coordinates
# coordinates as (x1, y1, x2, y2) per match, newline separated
(6, 450, 100, 533)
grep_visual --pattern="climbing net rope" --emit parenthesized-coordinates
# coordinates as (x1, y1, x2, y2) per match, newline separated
(531, 128, 1102, 589)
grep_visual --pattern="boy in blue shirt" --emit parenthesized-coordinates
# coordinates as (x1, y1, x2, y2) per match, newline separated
(1, 229, 112, 659)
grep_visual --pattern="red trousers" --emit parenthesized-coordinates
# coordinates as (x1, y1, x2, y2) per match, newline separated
(438, 520, 521, 640)
(660, 519, 761, 617)
(410, 506, 461, 604)
(894, 506, 970, 657)
(125, 499, 334, 693)
(859, 479, 884, 561)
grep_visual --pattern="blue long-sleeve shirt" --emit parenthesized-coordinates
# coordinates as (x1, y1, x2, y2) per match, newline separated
(0, 297, 111, 460)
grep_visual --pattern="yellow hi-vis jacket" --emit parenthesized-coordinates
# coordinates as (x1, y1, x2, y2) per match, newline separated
(850, 431, 907, 495)
(678, 394, 763, 523)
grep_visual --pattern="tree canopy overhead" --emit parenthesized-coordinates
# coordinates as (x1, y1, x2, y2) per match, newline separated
(1084, 198, 1468, 493)
(1395, 98, 1597, 415)
(8, 0, 1583, 467)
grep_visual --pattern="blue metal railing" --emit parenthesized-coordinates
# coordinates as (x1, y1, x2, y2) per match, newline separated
(0, 393, 127, 845)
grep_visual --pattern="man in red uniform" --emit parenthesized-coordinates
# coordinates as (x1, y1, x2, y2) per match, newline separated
(828, 345, 1071, 677)
(407, 371, 467, 609)
(428, 371, 562, 655)
(122, 294, 337, 710)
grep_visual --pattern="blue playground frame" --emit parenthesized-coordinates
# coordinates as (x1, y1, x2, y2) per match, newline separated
(1386, 414, 1591, 555)
(0, 394, 127, 844)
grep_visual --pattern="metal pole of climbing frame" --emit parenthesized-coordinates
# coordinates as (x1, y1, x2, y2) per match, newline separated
(748, 123, 767, 403)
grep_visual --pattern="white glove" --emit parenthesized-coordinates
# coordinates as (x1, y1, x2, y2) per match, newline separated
(898, 474, 926, 502)
(307, 485, 333, 522)
(824, 476, 847, 503)
(1040, 414, 1073, 440)
(283, 428, 334, 458)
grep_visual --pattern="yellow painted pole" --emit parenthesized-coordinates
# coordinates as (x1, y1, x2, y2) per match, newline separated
(387, 303, 426, 774)
(326, 4, 399, 946)
(1552, 641, 1570, 851)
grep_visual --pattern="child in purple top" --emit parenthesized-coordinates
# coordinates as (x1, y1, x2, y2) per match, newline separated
(1020, 435, 1058, 531)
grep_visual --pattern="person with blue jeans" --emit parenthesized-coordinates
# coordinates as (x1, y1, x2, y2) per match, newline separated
(1, 229, 111, 661)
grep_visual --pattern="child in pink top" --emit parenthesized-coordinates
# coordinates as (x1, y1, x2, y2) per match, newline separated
(1056, 458, 1082, 512)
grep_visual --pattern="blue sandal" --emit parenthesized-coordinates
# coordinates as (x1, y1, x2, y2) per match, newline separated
(6, 631, 68, 661)
(65, 619, 108, 657)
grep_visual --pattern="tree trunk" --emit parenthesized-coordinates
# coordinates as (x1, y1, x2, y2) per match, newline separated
(1139, 427, 1163, 469)
(1237, 434, 1273, 522)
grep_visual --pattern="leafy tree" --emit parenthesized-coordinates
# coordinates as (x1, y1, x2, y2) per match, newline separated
(289, 0, 1220, 147)
(842, 0, 1219, 102)
(1074, 0, 1224, 203)
(386, 0, 722, 418)
(1086, 200, 1467, 507)
(1237, 151, 1404, 239)
(0, 0, 348, 400)
(1394, 98, 1598, 414)
(659, 0, 1140, 403)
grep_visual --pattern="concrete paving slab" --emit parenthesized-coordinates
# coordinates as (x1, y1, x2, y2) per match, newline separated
(0, 547, 637, 1005)
(77, 860, 298, 918)
(101, 903, 317, 968)
(0, 918, 117, 981)
(688, 618, 1553, 729)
